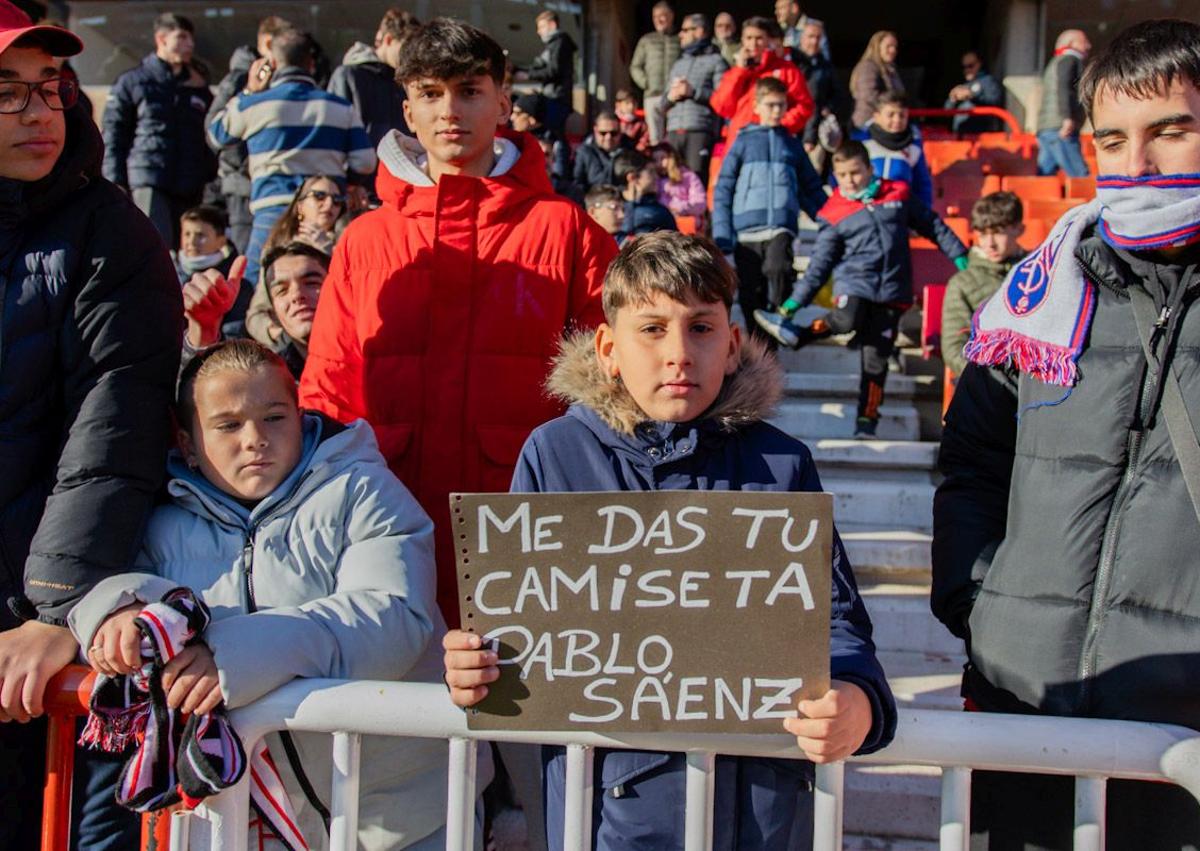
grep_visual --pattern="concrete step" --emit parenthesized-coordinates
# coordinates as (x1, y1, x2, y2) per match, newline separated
(845, 836, 937, 851)
(845, 764, 941, 842)
(879, 649, 966, 712)
(773, 400, 921, 441)
(861, 583, 964, 658)
(839, 524, 932, 580)
(809, 439, 939, 474)
(822, 476, 935, 532)
(783, 372, 939, 402)
(776, 341, 864, 375)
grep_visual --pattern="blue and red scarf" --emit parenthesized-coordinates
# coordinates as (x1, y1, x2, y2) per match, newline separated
(965, 173, 1200, 386)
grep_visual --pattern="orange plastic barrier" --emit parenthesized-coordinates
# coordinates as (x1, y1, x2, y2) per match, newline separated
(43, 665, 165, 851)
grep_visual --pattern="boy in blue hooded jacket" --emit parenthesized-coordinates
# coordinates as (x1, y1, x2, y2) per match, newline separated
(444, 231, 896, 850)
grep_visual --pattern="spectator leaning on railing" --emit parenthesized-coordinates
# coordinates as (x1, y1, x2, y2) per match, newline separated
(0, 4, 182, 846)
(933, 18, 1200, 848)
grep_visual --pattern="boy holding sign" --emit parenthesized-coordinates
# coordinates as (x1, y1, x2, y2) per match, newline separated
(445, 231, 896, 849)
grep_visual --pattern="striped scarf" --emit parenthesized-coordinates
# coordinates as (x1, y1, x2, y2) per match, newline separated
(80, 588, 309, 851)
(965, 173, 1200, 385)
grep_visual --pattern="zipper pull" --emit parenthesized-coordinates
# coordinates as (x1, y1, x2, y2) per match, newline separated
(1156, 306, 1171, 328)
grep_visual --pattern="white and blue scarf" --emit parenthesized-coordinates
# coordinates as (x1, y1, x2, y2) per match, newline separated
(966, 173, 1200, 385)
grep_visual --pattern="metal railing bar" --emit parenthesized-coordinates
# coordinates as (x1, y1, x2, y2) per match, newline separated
(563, 745, 593, 851)
(446, 737, 477, 851)
(683, 751, 716, 851)
(812, 762, 844, 851)
(940, 766, 971, 851)
(329, 732, 362, 851)
(1073, 776, 1106, 851)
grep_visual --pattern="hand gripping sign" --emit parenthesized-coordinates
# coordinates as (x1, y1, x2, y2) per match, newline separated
(452, 491, 832, 733)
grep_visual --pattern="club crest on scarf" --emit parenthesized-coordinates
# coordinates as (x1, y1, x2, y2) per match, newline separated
(1005, 227, 1069, 317)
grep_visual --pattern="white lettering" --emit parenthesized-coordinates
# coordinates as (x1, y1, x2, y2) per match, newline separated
(752, 678, 804, 719)
(724, 570, 770, 608)
(474, 571, 513, 615)
(588, 505, 645, 554)
(636, 635, 674, 674)
(554, 629, 601, 677)
(630, 676, 671, 721)
(678, 571, 710, 608)
(533, 514, 564, 551)
(714, 677, 751, 721)
(478, 502, 530, 554)
(570, 678, 624, 723)
(657, 506, 708, 554)
(549, 565, 599, 611)
(675, 677, 709, 720)
(731, 507, 790, 548)
(514, 567, 552, 613)
(765, 562, 816, 609)
(634, 569, 676, 607)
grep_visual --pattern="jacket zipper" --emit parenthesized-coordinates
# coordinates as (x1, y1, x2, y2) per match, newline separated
(1077, 298, 1164, 702)
(241, 530, 257, 613)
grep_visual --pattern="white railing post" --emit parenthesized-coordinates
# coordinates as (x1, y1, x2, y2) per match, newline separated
(812, 762, 845, 851)
(684, 752, 716, 851)
(1074, 776, 1107, 851)
(563, 744, 594, 851)
(168, 811, 191, 851)
(940, 766, 971, 851)
(329, 732, 363, 851)
(203, 770, 252, 851)
(446, 737, 478, 851)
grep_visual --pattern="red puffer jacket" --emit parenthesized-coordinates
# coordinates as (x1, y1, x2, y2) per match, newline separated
(299, 129, 617, 622)
(710, 50, 814, 142)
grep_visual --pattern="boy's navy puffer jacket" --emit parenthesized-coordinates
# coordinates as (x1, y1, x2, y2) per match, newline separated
(792, 179, 966, 306)
(711, 123, 827, 253)
(518, 334, 897, 851)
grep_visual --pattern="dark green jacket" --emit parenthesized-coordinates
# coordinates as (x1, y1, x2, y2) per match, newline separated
(942, 250, 1018, 376)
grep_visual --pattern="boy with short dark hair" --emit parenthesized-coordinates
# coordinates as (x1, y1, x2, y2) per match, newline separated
(613, 149, 678, 237)
(713, 76, 827, 347)
(175, 204, 238, 282)
(941, 191, 1025, 377)
(584, 184, 627, 242)
(755, 141, 966, 437)
(444, 231, 896, 851)
(861, 91, 933, 207)
(299, 17, 617, 623)
(614, 88, 649, 151)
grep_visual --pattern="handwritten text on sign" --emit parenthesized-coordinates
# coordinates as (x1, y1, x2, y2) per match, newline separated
(453, 491, 833, 733)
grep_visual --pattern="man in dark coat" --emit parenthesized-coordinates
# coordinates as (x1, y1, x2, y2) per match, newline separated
(933, 19, 1200, 849)
(101, 12, 216, 248)
(945, 50, 1005, 134)
(0, 4, 183, 847)
(572, 110, 633, 198)
(327, 7, 417, 149)
(516, 10, 576, 134)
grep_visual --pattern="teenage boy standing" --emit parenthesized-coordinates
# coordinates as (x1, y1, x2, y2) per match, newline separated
(299, 18, 617, 624)
(934, 18, 1200, 848)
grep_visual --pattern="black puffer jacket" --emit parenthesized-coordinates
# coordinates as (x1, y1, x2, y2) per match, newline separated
(523, 29, 576, 104)
(207, 45, 256, 199)
(0, 106, 183, 629)
(101, 54, 216, 196)
(933, 232, 1200, 728)
(328, 41, 409, 149)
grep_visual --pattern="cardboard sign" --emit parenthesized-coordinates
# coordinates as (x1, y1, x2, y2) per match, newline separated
(452, 491, 833, 733)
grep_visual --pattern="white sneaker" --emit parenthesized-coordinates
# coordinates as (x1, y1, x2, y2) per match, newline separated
(753, 309, 801, 348)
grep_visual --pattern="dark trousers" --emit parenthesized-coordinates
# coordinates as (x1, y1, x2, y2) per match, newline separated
(0, 718, 46, 849)
(735, 234, 795, 349)
(72, 717, 140, 851)
(668, 128, 714, 185)
(224, 193, 252, 257)
(971, 769, 1200, 851)
(131, 187, 201, 251)
(800, 296, 902, 421)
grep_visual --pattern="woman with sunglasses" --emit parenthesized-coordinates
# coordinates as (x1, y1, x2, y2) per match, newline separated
(0, 4, 184, 846)
(244, 175, 345, 345)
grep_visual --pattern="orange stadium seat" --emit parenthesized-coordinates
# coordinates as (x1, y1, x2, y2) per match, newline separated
(924, 140, 976, 175)
(943, 216, 972, 245)
(921, 283, 947, 359)
(1025, 197, 1087, 223)
(675, 216, 699, 234)
(978, 146, 1037, 176)
(1001, 175, 1064, 200)
(1020, 217, 1051, 250)
(1065, 176, 1096, 199)
(910, 238, 959, 294)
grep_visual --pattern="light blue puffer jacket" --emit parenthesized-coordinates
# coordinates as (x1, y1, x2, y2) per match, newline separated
(70, 414, 474, 849)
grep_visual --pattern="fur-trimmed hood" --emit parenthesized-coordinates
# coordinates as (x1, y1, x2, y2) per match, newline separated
(545, 330, 784, 436)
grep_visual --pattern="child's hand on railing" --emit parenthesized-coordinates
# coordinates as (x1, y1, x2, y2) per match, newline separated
(88, 604, 145, 677)
(442, 629, 499, 708)
(784, 680, 873, 764)
(161, 642, 224, 717)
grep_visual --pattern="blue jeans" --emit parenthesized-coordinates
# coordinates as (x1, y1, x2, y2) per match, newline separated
(72, 727, 140, 851)
(227, 203, 288, 338)
(1037, 129, 1090, 177)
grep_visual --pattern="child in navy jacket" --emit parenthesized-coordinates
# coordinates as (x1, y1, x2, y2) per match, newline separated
(755, 141, 966, 438)
(445, 231, 896, 850)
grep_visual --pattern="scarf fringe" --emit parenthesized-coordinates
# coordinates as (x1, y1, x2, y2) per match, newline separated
(964, 327, 1080, 386)
(79, 704, 150, 753)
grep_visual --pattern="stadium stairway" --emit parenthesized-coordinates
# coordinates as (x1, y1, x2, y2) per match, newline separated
(774, 340, 965, 849)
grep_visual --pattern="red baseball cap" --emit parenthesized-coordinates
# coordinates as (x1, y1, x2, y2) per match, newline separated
(0, 0, 83, 59)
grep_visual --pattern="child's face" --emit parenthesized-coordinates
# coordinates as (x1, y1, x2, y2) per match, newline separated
(874, 104, 908, 134)
(596, 292, 741, 424)
(635, 165, 658, 194)
(615, 98, 635, 117)
(588, 198, 626, 235)
(180, 366, 303, 502)
(402, 74, 509, 172)
(974, 224, 1025, 264)
(180, 220, 226, 258)
(833, 157, 873, 195)
(755, 93, 788, 127)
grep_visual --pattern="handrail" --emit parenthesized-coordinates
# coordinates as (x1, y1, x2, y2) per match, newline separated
(43, 665, 96, 851)
(909, 106, 1025, 138)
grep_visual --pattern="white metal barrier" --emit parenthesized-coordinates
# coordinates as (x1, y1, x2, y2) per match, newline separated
(177, 679, 1200, 851)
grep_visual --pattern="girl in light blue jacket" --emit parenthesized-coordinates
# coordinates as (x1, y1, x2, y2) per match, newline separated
(70, 340, 476, 850)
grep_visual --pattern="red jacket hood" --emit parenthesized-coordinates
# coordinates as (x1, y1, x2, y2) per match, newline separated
(820, 179, 910, 224)
(374, 128, 555, 221)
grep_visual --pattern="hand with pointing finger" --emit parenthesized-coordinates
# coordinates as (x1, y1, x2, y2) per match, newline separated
(183, 255, 246, 348)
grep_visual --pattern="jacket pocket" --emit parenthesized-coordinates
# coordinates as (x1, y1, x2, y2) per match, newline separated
(598, 749, 674, 790)
(476, 426, 529, 493)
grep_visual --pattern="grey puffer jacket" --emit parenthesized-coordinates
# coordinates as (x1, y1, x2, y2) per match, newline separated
(630, 30, 681, 98)
(1036, 51, 1085, 132)
(661, 39, 727, 134)
(933, 233, 1200, 729)
(70, 415, 465, 849)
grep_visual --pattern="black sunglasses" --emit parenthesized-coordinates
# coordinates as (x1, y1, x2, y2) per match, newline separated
(300, 189, 347, 205)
